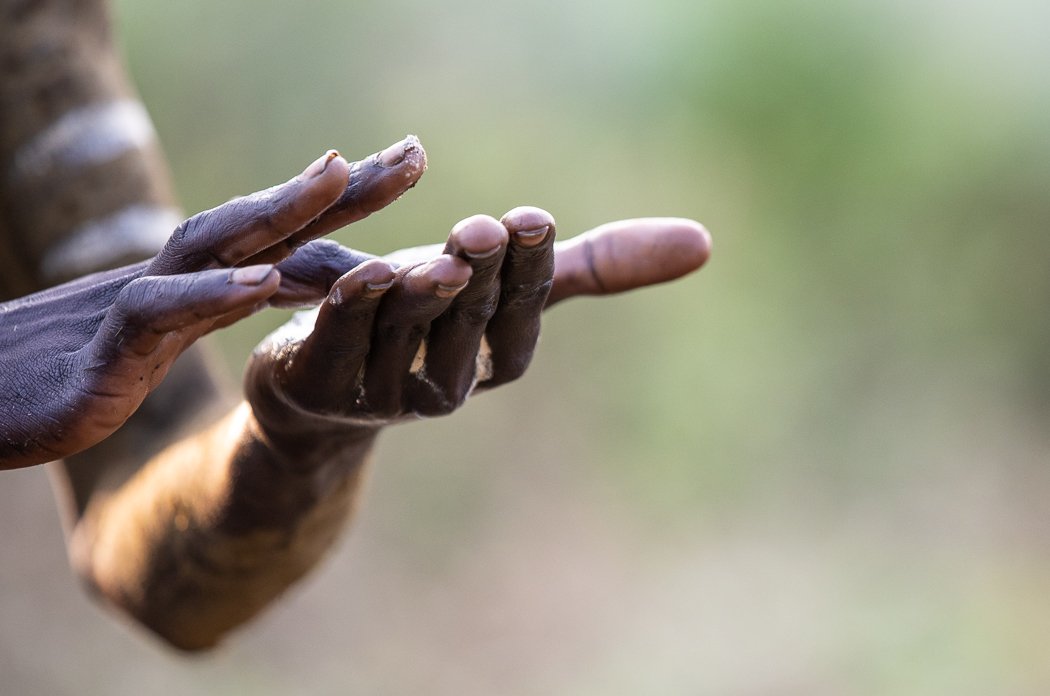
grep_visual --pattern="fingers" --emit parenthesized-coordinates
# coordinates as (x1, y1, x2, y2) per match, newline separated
(247, 135, 428, 262)
(360, 256, 472, 418)
(415, 215, 509, 411)
(545, 218, 711, 307)
(478, 206, 556, 387)
(83, 265, 280, 373)
(147, 151, 350, 276)
(145, 136, 427, 278)
(270, 239, 378, 308)
(279, 259, 396, 413)
(250, 213, 707, 428)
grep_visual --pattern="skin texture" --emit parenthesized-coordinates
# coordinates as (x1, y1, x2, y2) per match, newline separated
(0, 141, 428, 469)
(1, 0, 711, 651)
(65, 167, 709, 650)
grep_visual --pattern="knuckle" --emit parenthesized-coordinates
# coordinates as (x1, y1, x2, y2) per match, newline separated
(450, 301, 498, 326)
(168, 213, 203, 248)
(114, 277, 154, 321)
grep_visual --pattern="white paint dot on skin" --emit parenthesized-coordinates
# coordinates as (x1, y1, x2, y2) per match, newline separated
(41, 204, 182, 282)
(10, 100, 157, 181)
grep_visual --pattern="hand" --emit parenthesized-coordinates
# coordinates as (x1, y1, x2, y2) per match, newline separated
(0, 137, 427, 469)
(244, 209, 711, 460)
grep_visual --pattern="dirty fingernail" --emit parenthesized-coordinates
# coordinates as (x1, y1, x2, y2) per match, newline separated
(375, 135, 422, 167)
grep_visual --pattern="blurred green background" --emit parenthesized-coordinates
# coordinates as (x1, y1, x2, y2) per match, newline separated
(2, 0, 1049, 693)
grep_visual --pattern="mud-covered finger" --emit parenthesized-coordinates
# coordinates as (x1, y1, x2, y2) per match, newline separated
(247, 135, 428, 262)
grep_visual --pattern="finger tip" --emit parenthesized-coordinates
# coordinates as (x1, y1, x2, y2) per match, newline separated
(376, 135, 427, 169)
(501, 205, 554, 229)
(321, 153, 351, 190)
(298, 151, 350, 211)
(502, 206, 556, 248)
(356, 258, 397, 290)
(373, 135, 428, 185)
(450, 214, 509, 258)
(666, 218, 712, 271)
(427, 254, 474, 294)
(326, 259, 397, 303)
(346, 137, 428, 215)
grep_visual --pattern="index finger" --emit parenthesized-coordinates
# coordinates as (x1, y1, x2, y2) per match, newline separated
(242, 135, 428, 265)
(544, 218, 711, 307)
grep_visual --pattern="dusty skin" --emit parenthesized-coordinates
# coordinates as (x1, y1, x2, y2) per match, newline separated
(1, 127, 708, 649)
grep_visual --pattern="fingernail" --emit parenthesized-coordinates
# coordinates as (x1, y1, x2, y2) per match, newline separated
(464, 245, 502, 260)
(364, 279, 394, 299)
(514, 225, 550, 247)
(303, 149, 340, 179)
(230, 264, 275, 286)
(375, 136, 418, 167)
(435, 281, 468, 298)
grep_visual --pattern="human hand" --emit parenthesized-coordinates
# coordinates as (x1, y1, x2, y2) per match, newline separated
(244, 209, 710, 460)
(0, 138, 427, 469)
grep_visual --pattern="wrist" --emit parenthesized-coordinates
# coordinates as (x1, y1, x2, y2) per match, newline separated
(242, 373, 381, 474)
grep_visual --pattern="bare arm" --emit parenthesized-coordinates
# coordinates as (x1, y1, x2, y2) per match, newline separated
(2, 0, 709, 651)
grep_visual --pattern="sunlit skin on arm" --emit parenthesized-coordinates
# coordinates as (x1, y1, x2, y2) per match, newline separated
(62, 142, 709, 650)
(0, 0, 710, 653)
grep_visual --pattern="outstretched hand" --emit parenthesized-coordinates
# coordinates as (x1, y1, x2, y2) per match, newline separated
(0, 138, 427, 469)
(245, 205, 711, 459)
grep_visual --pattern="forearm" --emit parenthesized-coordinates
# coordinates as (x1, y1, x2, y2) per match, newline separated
(71, 402, 376, 651)
(1, 0, 375, 648)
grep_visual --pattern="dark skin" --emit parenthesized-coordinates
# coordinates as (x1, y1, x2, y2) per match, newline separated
(3, 0, 714, 653)
(2, 137, 709, 650)
(0, 138, 422, 469)
(0, 135, 710, 471)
